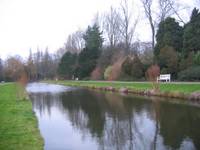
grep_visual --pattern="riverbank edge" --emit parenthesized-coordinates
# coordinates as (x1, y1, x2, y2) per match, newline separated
(0, 83, 44, 150)
(45, 81, 200, 102)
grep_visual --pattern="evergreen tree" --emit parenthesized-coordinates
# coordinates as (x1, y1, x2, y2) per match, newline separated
(155, 17, 183, 57)
(183, 8, 200, 55)
(77, 24, 103, 78)
(58, 52, 77, 79)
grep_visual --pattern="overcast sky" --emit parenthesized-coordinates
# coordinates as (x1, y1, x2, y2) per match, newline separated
(0, 0, 196, 59)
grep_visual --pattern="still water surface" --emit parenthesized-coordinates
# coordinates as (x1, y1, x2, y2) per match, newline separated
(27, 83, 200, 150)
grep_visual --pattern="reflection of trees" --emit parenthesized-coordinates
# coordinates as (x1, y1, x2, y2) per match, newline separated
(30, 89, 200, 150)
(31, 93, 63, 117)
(60, 90, 155, 150)
(61, 90, 105, 137)
(95, 93, 155, 150)
(151, 100, 160, 150)
(159, 102, 200, 150)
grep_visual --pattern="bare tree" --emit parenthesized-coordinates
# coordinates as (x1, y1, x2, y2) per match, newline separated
(120, 0, 139, 52)
(72, 30, 85, 51)
(30, 48, 58, 80)
(64, 30, 84, 54)
(158, 0, 174, 21)
(158, 0, 187, 24)
(4, 56, 25, 81)
(139, 42, 153, 65)
(141, 0, 156, 48)
(141, 0, 186, 49)
(103, 7, 122, 48)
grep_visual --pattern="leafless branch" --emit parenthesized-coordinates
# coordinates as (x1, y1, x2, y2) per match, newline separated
(103, 7, 122, 48)
(119, 0, 139, 51)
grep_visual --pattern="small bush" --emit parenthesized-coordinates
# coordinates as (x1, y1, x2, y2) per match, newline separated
(146, 64, 160, 91)
(104, 66, 112, 80)
(122, 55, 144, 79)
(91, 67, 103, 80)
(194, 52, 200, 65)
(178, 66, 200, 81)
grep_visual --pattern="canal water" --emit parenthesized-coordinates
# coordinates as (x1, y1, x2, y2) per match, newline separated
(27, 83, 200, 150)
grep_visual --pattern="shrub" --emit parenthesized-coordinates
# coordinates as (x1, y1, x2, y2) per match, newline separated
(110, 59, 123, 80)
(146, 64, 160, 91)
(178, 66, 200, 81)
(194, 52, 200, 65)
(104, 58, 124, 81)
(158, 46, 178, 77)
(91, 67, 103, 80)
(104, 66, 112, 80)
(122, 55, 144, 79)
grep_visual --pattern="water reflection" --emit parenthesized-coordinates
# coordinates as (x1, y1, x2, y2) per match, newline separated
(29, 84, 200, 150)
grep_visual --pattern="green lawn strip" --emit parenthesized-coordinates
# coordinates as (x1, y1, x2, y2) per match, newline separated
(159, 83, 200, 93)
(47, 80, 200, 94)
(0, 83, 43, 150)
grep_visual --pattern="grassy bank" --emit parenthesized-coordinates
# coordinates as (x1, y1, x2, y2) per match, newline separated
(0, 83, 43, 150)
(47, 80, 200, 100)
(49, 80, 200, 94)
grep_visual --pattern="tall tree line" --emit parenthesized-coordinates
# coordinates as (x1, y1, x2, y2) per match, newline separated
(58, 24, 103, 79)
(154, 7, 200, 80)
(1, 0, 199, 82)
(27, 48, 58, 80)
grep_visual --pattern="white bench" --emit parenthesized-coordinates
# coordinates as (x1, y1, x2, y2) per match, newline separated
(157, 74, 171, 82)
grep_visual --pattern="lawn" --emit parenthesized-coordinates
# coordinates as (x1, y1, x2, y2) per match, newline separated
(0, 83, 43, 150)
(49, 80, 200, 94)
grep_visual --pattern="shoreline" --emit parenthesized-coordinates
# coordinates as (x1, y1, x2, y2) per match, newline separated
(46, 80, 200, 102)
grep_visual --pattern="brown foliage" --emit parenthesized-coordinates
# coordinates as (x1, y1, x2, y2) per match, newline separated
(146, 64, 160, 91)
(17, 71, 28, 87)
(3, 56, 29, 100)
(91, 67, 103, 80)
(4, 56, 25, 80)
(16, 71, 29, 100)
(108, 58, 124, 81)
(16, 72, 28, 100)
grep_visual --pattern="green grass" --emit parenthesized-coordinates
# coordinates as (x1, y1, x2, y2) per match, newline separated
(0, 83, 43, 150)
(48, 80, 200, 94)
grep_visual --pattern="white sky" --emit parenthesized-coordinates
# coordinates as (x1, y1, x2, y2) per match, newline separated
(0, 0, 196, 59)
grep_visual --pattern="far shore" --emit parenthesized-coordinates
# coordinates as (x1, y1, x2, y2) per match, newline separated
(45, 80, 200, 101)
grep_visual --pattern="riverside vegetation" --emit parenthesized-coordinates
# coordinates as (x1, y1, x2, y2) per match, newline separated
(47, 80, 200, 101)
(0, 83, 43, 150)
(1, 8, 200, 83)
